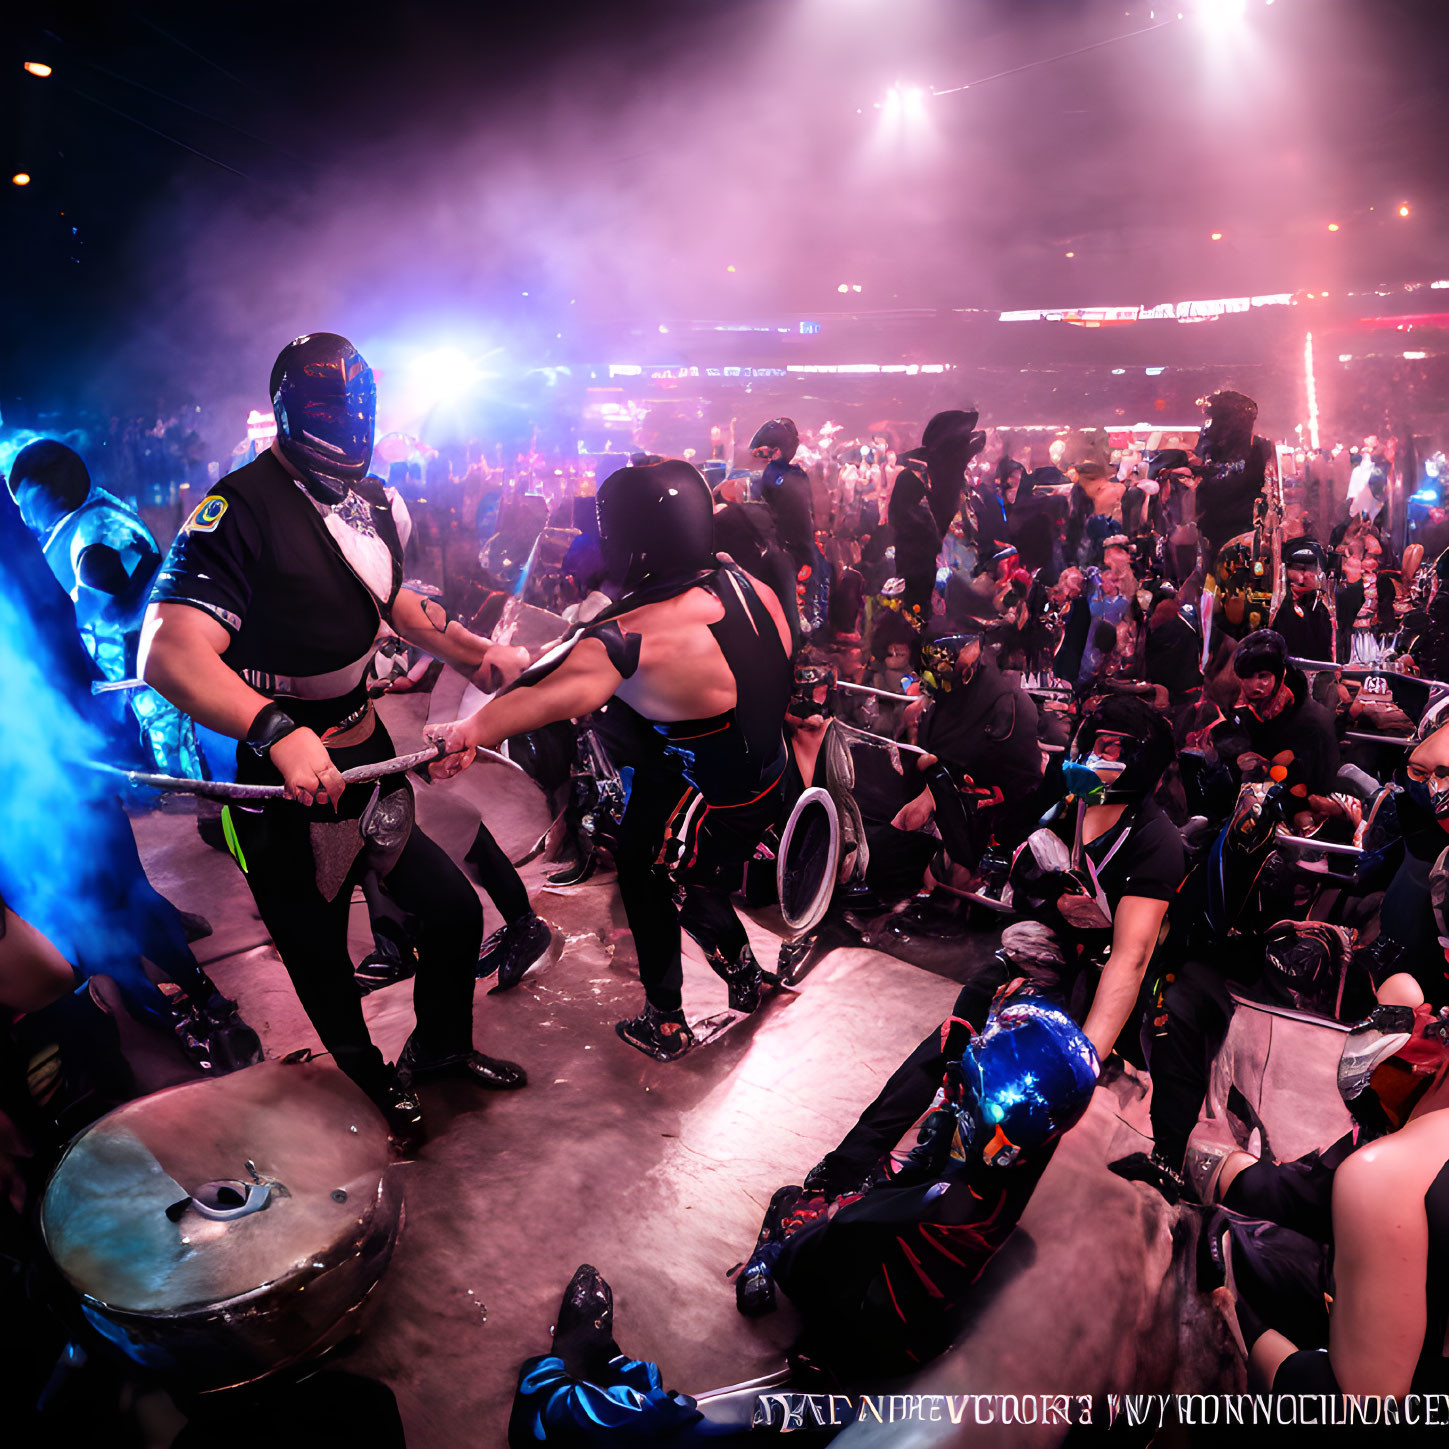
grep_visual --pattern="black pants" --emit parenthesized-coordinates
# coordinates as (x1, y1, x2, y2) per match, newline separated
(232, 808, 482, 1098)
(813, 978, 999, 1186)
(1146, 948, 1260, 1172)
(613, 756, 784, 1013)
(465, 821, 531, 923)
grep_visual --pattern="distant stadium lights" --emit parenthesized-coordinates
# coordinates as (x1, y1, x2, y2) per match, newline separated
(23, 61, 52, 78)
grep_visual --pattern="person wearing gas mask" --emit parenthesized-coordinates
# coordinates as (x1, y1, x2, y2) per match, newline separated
(1270, 539, 1335, 664)
(733, 987, 1099, 1380)
(888, 409, 988, 621)
(801, 695, 1179, 1202)
(889, 627, 1042, 891)
(140, 333, 531, 1146)
(429, 460, 794, 1062)
(1200, 1003, 1449, 1406)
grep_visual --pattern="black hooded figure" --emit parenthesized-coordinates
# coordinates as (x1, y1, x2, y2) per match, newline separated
(1194, 390, 1278, 573)
(749, 418, 814, 571)
(890, 409, 987, 617)
(749, 417, 824, 632)
(1011, 466, 1066, 578)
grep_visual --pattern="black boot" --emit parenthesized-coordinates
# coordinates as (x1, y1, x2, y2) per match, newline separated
(551, 1264, 622, 1381)
(802, 1154, 878, 1200)
(478, 913, 553, 993)
(1108, 1148, 1186, 1205)
(736, 1185, 804, 1317)
(372, 1071, 426, 1152)
(706, 944, 766, 1014)
(614, 1003, 695, 1062)
(398, 1035, 528, 1090)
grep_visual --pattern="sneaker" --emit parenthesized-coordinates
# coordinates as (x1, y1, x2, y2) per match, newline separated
(614, 1003, 696, 1061)
(478, 913, 553, 992)
(706, 945, 765, 1014)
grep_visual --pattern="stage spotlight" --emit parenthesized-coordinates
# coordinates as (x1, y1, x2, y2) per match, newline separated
(23, 61, 52, 78)
(1210, 232, 1223, 241)
(1065, 251, 1075, 258)
(1327, 222, 1339, 232)
(411, 347, 477, 404)
(837, 283, 849, 293)
(1399, 203, 1411, 218)
(12, 173, 31, 186)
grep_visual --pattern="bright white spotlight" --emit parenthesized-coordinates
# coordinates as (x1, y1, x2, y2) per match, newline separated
(411, 347, 477, 403)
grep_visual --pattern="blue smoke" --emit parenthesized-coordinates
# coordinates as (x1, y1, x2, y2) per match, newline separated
(0, 488, 202, 1009)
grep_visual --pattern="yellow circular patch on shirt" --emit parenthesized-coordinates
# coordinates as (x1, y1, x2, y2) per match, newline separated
(184, 494, 229, 533)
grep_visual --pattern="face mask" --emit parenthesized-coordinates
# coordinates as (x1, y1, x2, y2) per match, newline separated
(1403, 774, 1449, 821)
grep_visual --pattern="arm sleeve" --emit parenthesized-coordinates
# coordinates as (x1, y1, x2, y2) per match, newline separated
(149, 487, 262, 637)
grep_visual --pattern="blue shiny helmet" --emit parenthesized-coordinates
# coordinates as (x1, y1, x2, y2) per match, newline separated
(270, 332, 376, 503)
(949, 990, 1100, 1168)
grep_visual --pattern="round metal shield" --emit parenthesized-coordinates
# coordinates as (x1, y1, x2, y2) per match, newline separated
(777, 786, 841, 934)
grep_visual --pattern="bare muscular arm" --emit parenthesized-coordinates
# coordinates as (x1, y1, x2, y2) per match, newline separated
(427, 637, 623, 778)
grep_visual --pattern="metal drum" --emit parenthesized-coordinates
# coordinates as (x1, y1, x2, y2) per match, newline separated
(41, 1059, 401, 1390)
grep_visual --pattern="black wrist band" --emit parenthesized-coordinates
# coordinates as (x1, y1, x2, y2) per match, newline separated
(245, 702, 300, 758)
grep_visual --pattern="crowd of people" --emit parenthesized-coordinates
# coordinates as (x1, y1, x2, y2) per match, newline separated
(5, 330, 1449, 1443)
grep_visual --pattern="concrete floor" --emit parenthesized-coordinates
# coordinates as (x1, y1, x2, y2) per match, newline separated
(106, 694, 1342, 1446)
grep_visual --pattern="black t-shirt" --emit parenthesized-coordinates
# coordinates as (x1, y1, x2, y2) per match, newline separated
(1066, 794, 1186, 910)
(150, 453, 404, 733)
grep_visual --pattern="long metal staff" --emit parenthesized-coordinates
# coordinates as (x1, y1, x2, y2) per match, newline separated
(83, 740, 524, 800)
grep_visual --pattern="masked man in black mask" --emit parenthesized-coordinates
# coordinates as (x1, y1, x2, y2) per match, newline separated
(141, 333, 530, 1145)
(888, 409, 988, 621)
(430, 460, 795, 1062)
(1194, 389, 1278, 577)
(1270, 540, 1334, 663)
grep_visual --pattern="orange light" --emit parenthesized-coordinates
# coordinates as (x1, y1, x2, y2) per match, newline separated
(1210, 232, 1223, 241)
(1064, 251, 1075, 258)
(1327, 222, 1340, 232)
(12, 173, 31, 186)
(1399, 204, 1411, 218)
(24, 61, 53, 78)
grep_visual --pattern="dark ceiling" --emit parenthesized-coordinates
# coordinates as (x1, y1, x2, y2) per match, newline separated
(4, 0, 1448, 415)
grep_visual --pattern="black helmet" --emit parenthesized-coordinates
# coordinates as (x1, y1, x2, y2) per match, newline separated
(7, 438, 91, 518)
(1067, 694, 1174, 802)
(596, 459, 715, 592)
(1198, 389, 1258, 464)
(270, 332, 376, 504)
(750, 418, 800, 464)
